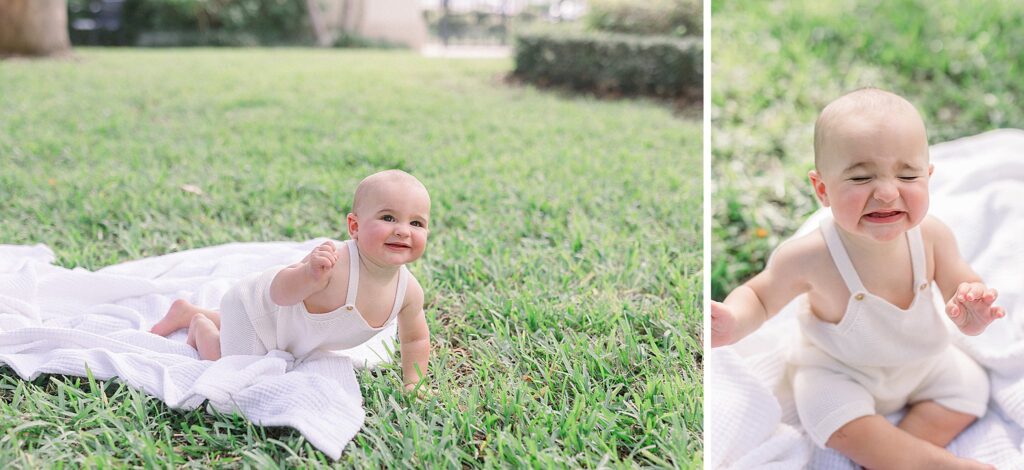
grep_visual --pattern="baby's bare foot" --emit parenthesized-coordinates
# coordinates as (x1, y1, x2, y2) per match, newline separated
(149, 299, 198, 336)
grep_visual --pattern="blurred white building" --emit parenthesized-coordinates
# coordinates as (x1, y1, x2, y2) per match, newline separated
(320, 0, 429, 49)
(314, 0, 586, 50)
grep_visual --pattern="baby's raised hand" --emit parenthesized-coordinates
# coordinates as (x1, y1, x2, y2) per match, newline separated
(305, 241, 338, 283)
(711, 300, 739, 348)
(946, 282, 1005, 336)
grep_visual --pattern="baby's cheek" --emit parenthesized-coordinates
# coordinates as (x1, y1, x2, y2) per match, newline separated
(907, 186, 930, 221)
(833, 192, 867, 217)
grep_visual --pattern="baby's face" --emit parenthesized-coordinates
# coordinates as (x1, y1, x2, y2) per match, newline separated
(350, 181, 431, 266)
(811, 110, 932, 242)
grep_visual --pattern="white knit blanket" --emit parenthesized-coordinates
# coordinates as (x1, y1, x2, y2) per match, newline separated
(0, 239, 399, 460)
(708, 129, 1024, 469)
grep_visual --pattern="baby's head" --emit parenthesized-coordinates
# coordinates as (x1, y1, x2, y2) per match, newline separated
(348, 170, 431, 266)
(809, 88, 932, 242)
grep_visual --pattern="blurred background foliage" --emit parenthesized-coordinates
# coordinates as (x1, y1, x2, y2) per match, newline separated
(68, 0, 311, 46)
(586, 0, 701, 37)
(65, 0, 581, 48)
(421, 3, 551, 46)
(712, 0, 1024, 300)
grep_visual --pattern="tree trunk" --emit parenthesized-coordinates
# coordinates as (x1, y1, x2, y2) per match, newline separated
(306, 0, 331, 47)
(0, 0, 72, 57)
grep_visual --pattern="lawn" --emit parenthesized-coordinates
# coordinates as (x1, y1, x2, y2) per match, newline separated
(0, 48, 702, 467)
(711, 0, 1024, 300)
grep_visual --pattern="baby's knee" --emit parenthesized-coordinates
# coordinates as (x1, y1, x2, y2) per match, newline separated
(948, 410, 978, 432)
(189, 313, 216, 332)
(917, 400, 978, 428)
(188, 314, 221, 358)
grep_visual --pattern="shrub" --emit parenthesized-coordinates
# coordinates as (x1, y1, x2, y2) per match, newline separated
(70, 0, 312, 46)
(513, 30, 701, 98)
(586, 0, 702, 37)
(332, 32, 403, 49)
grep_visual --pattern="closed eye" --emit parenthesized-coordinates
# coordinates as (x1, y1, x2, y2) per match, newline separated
(849, 177, 871, 183)
(898, 176, 920, 181)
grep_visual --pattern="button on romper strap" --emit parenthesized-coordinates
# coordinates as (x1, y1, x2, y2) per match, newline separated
(820, 218, 867, 295)
(345, 239, 360, 306)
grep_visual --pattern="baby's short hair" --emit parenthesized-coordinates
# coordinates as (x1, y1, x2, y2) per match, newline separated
(813, 87, 924, 169)
(351, 170, 429, 214)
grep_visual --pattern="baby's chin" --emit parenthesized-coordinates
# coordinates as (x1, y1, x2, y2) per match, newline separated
(856, 218, 921, 242)
(861, 228, 907, 242)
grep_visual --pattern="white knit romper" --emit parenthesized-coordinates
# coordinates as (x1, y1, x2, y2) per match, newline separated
(218, 239, 409, 358)
(791, 217, 988, 447)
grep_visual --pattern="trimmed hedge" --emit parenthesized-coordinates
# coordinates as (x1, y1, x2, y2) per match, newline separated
(513, 30, 701, 98)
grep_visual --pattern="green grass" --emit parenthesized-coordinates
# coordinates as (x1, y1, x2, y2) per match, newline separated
(0, 48, 702, 467)
(711, 0, 1024, 300)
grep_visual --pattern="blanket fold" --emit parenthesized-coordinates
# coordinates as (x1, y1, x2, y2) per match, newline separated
(0, 238, 396, 459)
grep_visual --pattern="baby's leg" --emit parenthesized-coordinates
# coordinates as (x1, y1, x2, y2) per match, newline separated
(150, 299, 221, 336)
(185, 314, 222, 361)
(827, 415, 993, 470)
(899, 400, 977, 448)
(900, 346, 988, 448)
(796, 365, 991, 469)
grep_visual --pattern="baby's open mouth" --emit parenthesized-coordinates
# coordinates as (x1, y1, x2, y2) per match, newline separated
(863, 210, 905, 222)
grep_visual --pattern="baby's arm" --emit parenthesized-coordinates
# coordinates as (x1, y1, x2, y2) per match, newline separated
(712, 237, 811, 347)
(269, 241, 338, 306)
(397, 277, 430, 392)
(928, 217, 1005, 335)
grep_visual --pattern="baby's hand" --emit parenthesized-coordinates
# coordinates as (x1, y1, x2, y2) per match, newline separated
(305, 241, 338, 283)
(711, 300, 739, 348)
(946, 282, 1005, 336)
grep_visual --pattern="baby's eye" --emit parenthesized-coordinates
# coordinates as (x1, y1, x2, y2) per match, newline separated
(411, 220, 424, 228)
(898, 176, 920, 181)
(381, 215, 395, 222)
(849, 176, 871, 183)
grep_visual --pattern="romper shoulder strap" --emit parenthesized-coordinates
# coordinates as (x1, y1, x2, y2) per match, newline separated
(345, 239, 360, 306)
(907, 225, 927, 290)
(385, 266, 410, 324)
(820, 217, 867, 294)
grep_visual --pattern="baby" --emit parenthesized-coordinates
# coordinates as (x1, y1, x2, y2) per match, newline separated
(150, 170, 432, 391)
(712, 88, 1003, 469)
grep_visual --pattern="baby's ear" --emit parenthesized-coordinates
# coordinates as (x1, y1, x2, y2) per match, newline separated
(346, 213, 359, 239)
(808, 170, 830, 207)
(928, 163, 934, 177)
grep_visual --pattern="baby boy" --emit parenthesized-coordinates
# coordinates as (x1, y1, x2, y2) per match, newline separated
(151, 170, 432, 391)
(712, 88, 1003, 469)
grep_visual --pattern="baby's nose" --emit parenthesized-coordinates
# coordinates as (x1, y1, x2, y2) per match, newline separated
(873, 182, 900, 202)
